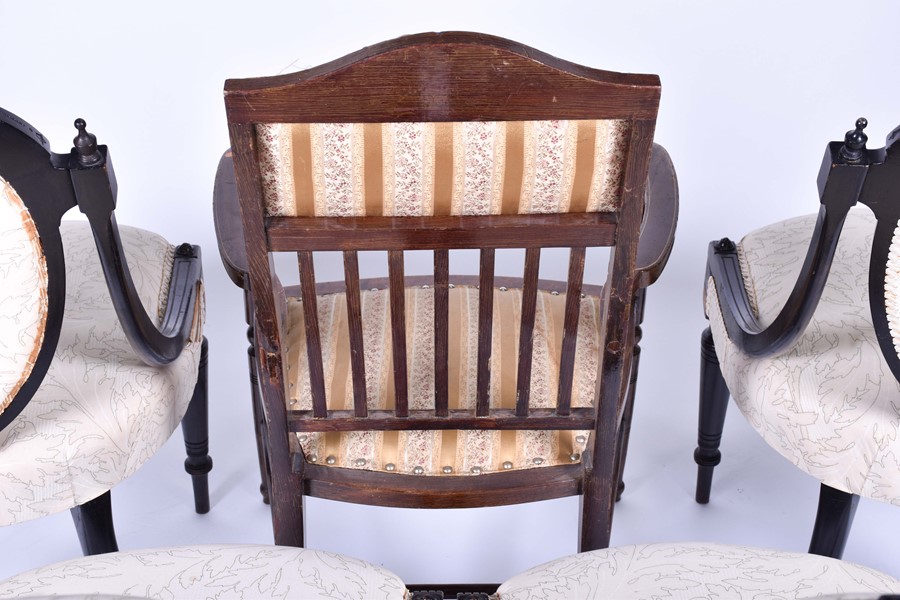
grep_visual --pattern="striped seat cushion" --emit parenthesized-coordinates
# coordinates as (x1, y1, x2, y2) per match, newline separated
(258, 120, 630, 217)
(285, 284, 600, 475)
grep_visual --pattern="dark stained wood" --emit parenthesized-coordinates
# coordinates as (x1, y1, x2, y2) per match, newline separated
(289, 407, 596, 431)
(267, 213, 617, 252)
(696, 120, 900, 557)
(808, 484, 860, 559)
(213, 150, 248, 288)
(636, 144, 679, 288)
(180, 337, 212, 514)
(694, 327, 730, 504)
(555, 247, 586, 416)
(388, 250, 409, 417)
(311, 274, 603, 300)
(343, 251, 368, 417)
(408, 585, 498, 599)
(476, 249, 495, 417)
(70, 492, 118, 555)
(225, 32, 660, 124)
(229, 121, 306, 546)
(298, 251, 328, 418)
(301, 461, 583, 509)
(581, 118, 656, 552)
(709, 137, 869, 358)
(433, 250, 450, 417)
(220, 32, 671, 555)
(515, 248, 541, 417)
(2, 108, 212, 553)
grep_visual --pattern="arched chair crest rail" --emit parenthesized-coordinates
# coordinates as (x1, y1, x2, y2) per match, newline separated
(695, 118, 900, 558)
(216, 31, 678, 554)
(0, 107, 211, 555)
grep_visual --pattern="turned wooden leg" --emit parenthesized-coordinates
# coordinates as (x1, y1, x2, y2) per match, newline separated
(248, 325, 271, 504)
(808, 483, 859, 559)
(70, 491, 118, 555)
(616, 289, 645, 502)
(694, 327, 730, 504)
(181, 336, 212, 514)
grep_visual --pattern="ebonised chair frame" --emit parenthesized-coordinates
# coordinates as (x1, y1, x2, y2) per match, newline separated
(695, 118, 900, 558)
(218, 32, 677, 559)
(0, 107, 212, 554)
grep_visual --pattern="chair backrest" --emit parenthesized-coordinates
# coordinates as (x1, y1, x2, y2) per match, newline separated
(856, 123, 900, 380)
(0, 109, 72, 431)
(224, 32, 660, 441)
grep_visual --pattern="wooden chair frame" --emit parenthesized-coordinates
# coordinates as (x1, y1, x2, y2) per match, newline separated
(0, 108, 211, 554)
(695, 119, 900, 558)
(218, 32, 676, 554)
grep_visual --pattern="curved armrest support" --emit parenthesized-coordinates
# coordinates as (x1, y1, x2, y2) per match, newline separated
(71, 146, 201, 366)
(708, 145, 870, 358)
(636, 143, 679, 289)
(213, 150, 249, 289)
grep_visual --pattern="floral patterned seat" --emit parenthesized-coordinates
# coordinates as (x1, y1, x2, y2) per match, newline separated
(0, 222, 203, 526)
(0, 108, 209, 555)
(0, 542, 896, 599)
(695, 121, 900, 559)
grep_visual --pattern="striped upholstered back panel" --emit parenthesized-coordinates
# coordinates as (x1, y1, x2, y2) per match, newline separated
(257, 120, 630, 217)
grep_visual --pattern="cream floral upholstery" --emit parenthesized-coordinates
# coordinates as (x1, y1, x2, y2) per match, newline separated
(0, 544, 407, 599)
(0, 221, 203, 526)
(257, 120, 630, 217)
(496, 542, 900, 599)
(0, 176, 47, 417)
(286, 285, 599, 475)
(706, 209, 900, 504)
(3, 543, 894, 600)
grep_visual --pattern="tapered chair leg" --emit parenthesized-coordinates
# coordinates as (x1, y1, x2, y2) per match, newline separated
(182, 336, 212, 514)
(615, 290, 645, 502)
(269, 457, 306, 547)
(71, 491, 118, 555)
(580, 438, 622, 552)
(248, 326, 271, 504)
(808, 483, 859, 559)
(694, 327, 730, 504)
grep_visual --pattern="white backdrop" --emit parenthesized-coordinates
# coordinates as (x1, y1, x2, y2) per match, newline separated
(2, 0, 900, 585)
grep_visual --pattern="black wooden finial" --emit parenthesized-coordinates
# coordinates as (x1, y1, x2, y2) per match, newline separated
(839, 117, 868, 162)
(73, 118, 102, 166)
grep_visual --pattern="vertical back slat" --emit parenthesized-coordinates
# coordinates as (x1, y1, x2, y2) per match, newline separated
(434, 249, 450, 417)
(516, 248, 541, 416)
(556, 247, 586, 416)
(298, 251, 328, 418)
(343, 251, 368, 417)
(388, 250, 409, 417)
(476, 248, 495, 416)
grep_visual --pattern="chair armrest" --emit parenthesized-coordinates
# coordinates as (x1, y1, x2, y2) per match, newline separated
(213, 150, 249, 289)
(708, 157, 867, 358)
(71, 141, 201, 367)
(636, 143, 679, 289)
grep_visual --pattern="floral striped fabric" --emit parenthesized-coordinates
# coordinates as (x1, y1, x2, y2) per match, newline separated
(257, 120, 630, 217)
(285, 285, 600, 475)
(0, 176, 47, 418)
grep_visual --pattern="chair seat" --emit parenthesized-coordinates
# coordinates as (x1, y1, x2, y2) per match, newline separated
(706, 208, 900, 503)
(496, 542, 900, 599)
(1, 542, 895, 599)
(286, 283, 600, 475)
(0, 221, 203, 526)
(0, 544, 407, 599)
